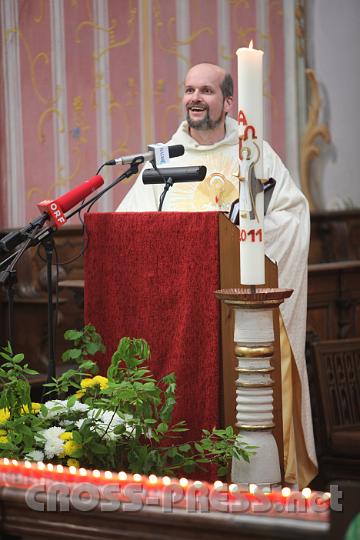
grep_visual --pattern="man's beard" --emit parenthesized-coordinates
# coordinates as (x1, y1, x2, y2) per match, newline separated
(186, 104, 224, 131)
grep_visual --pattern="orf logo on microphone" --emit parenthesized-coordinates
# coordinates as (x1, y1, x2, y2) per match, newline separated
(48, 201, 67, 228)
(38, 200, 67, 228)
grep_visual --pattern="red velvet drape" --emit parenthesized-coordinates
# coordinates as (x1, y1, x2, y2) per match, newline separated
(84, 212, 221, 445)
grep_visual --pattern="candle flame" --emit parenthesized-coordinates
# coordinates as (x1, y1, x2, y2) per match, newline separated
(162, 476, 171, 486)
(149, 474, 158, 484)
(249, 40, 253, 49)
(281, 487, 291, 498)
(301, 487, 312, 499)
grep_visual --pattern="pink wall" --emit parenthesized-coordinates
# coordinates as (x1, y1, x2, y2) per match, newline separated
(0, 0, 286, 227)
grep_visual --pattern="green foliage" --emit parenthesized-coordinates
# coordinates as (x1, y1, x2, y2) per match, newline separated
(0, 343, 37, 415)
(0, 327, 256, 478)
(45, 325, 104, 395)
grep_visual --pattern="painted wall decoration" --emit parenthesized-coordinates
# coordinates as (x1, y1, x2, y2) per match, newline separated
(0, 0, 285, 227)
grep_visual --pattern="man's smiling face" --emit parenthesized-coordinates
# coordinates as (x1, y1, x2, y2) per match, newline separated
(183, 63, 232, 131)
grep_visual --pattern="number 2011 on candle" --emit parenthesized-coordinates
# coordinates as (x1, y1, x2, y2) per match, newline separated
(239, 229, 263, 242)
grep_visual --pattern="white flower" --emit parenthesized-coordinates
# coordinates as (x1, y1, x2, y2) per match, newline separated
(71, 401, 89, 413)
(25, 450, 44, 462)
(40, 400, 67, 419)
(74, 409, 134, 440)
(40, 426, 65, 459)
(75, 418, 85, 430)
(40, 399, 89, 420)
(98, 410, 123, 429)
(60, 419, 73, 427)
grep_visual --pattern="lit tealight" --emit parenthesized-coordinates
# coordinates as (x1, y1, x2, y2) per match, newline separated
(118, 471, 127, 481)
(148, 474, 158, 484)
(193, 481, 203, 489)
(69, 466, 77, 475)
(133, 473, 142, 482)
(11, 459, 18, 466)
(3, 458, 10, 465)
(229, 484, 239, 494)
(47, 463, 54, 472)
(56, 464, 64, 473)
(162, 476, 171, 486)
(302, 487, 312, 499)
(179, 478, 188, 488)
(104, 471, 113, 480)
(249, 483, 257, 494)
(213, 481, 224, 490)
(37, 462, 45, 470)
(24, 461, 32, 469)
(323, 492, 331, 501)
(92, 469, 101, 478)
(281, 487, 291, 498)
(79, 468, 87, 477)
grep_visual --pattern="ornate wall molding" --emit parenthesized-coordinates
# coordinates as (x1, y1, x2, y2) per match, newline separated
(300, 69, 331, 211)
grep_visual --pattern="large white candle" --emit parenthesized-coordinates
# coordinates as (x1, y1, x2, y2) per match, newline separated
(236, 42, 266, 285)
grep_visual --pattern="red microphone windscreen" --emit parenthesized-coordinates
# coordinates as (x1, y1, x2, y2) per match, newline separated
(54, 175, 104, 214)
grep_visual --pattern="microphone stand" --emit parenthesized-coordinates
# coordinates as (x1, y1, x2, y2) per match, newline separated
(0, 238, 29, 346)
(0, 156, 143, 389)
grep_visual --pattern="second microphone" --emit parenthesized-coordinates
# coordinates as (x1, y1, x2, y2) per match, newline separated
(142, 166, 207, 185)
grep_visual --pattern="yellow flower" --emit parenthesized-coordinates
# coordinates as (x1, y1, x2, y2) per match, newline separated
(92, 376, 109, 390)
(0, 436, 8, 444)
(67, 458, 80, 468)
(63, 440, 81, 456)
(31, 402, 41, 413)
(59, 432, 73, 441)
(0, 409, 10, 424)
(80, 375, 108, 391)
(80, 377, 95, 389)
(75, 390, 85, 399)
(21, 402, 41, 415)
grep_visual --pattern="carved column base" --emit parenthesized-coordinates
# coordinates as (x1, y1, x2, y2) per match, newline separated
(215, 287, 293, 486)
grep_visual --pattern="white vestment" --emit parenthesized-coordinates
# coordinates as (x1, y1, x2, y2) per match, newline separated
(117, 117, 318, 486)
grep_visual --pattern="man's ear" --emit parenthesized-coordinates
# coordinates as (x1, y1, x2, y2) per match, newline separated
(224, 95, 233, 114)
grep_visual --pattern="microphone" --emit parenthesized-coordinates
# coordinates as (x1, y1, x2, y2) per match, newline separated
(142, 166, 207, 185)
(105, 144, 184, 166)
(37, 175, 104, 228)
(0, 175, 104, 254)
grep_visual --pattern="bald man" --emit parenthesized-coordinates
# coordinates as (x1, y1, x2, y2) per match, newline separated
(116, 63, 317, 488)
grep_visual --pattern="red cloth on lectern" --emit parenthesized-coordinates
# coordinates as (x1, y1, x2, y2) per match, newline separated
(84, 212, 221, 446)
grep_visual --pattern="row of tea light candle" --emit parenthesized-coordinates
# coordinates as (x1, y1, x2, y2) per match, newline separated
(0, 457, 330, 516)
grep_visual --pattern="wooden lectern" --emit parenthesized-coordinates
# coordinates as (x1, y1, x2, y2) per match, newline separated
(84, 212, 283, 476)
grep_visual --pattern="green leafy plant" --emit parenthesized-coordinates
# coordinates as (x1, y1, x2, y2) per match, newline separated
(0, 326, 256, 477)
